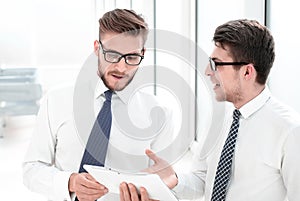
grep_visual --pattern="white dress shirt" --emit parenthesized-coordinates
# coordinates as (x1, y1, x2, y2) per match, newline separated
(174, 87, 300, 201)
(23, 82, 178, 201)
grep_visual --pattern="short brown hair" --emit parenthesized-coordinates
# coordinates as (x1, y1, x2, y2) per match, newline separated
(99, 9, 148, 45)
(213, 19, 275, 85)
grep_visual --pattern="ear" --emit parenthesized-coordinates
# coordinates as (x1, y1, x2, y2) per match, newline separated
(94, 40, 99, 56)
(243, 64, 256, 81)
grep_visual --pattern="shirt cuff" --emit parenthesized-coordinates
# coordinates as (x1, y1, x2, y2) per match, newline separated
(171, 172, 186, 194)
(53, 170, 74, 201)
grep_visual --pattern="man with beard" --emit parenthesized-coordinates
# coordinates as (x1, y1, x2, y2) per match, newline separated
(23, 9, 175, 201)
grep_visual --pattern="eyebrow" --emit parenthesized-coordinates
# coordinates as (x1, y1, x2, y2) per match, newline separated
(100, 42, 117, 52)
(101, 44, 143, 55)
(210, 57, 233, 62)
(210, 57, 221, 61)
(101, 41, 144, 54)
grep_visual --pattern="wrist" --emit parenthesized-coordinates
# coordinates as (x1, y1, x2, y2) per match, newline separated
(171, 172, 179, 189)
(166, 172, 178, 189)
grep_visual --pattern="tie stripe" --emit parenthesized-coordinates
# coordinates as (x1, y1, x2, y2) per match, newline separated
(211, 109, 241, 201)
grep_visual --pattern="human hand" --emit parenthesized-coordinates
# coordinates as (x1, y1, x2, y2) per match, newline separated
(119, 182, 158, 201)
(143, 149, 178, 189)
(69, 172, 108, 201)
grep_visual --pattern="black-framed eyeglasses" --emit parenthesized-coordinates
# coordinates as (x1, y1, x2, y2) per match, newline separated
(99, 41, 144, 66)
(209, 57, 249, 71)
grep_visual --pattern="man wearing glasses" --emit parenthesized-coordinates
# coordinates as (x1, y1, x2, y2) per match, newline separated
(23, 9, 175, 201)
(122, 19, 300, 201)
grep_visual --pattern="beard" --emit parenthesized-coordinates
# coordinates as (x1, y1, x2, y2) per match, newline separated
(98, 63, 138, 91)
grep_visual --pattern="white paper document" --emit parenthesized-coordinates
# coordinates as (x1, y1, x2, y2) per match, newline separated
(84, 164, 178, 201)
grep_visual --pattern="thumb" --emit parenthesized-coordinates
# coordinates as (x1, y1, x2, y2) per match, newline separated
(145, 149, 159, 163)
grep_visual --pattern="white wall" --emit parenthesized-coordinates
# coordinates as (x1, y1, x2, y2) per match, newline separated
(197, 0, 265, 55)
(268, 1, 300, 113)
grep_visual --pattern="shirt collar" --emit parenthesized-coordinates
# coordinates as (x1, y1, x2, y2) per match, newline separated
(94, 80, 130, 104)
(94, 81, 108, 99)
(238, 86, 271, 119)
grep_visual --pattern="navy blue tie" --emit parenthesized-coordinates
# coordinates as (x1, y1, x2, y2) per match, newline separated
(75, 90, 113, 201)
(78, 90, 113, 172)
(211, 109, 241, 201)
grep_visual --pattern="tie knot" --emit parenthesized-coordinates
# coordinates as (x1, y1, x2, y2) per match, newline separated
(104, 90, 113, 102)
(233, 109, 241, 120)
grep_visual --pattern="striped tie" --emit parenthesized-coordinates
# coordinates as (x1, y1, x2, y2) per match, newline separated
(75, 90, 113, 201)
(78, 90, 113, 172)
(211, 109, 241, 201)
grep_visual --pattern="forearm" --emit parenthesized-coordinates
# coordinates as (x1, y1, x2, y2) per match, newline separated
(23, 161, 74, 201)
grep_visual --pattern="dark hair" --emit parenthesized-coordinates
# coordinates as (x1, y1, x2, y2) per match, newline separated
(213, 19, 275, 85)
(99, 9, 148, 45)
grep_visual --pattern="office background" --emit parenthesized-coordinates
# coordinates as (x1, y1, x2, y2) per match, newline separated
(0, 0, 299, 200)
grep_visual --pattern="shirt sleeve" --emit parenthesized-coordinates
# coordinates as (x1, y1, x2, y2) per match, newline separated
(172, 172, 204, 200)
(22, 91, 74, 201)
(23, 162, 73, 201)
(282, 125, 300, 201)
(172, 153, 206, 200)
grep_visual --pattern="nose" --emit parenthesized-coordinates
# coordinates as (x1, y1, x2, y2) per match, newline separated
(114, 57, 127, 72)
(205, 63, 213, 76)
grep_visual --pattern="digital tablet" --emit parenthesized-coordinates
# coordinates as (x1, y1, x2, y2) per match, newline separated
(84, 164, 178, 201)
